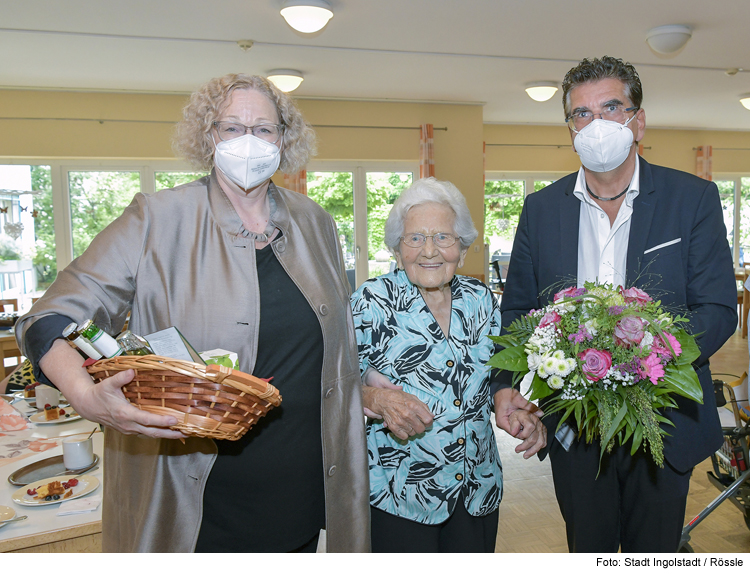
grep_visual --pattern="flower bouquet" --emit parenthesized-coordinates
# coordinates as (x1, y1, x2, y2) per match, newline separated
(489, 283, 703, 466)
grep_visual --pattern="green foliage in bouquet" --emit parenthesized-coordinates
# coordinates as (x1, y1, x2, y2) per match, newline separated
(488, 283, 702, 467)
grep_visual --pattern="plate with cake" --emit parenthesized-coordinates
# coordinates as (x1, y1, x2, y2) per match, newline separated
(29, 405, 81, 424)
(11, 475, 99, 506)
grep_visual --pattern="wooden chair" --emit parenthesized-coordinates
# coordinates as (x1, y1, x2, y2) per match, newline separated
(0, 299, 22, 375)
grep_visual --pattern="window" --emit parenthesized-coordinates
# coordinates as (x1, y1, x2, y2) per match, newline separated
(68, 171, 142, 258)
(484, 172, 564, 286)
(0, 165, 55, 309)
(307, 163, 417, 289)
(714, 176, 750, 266)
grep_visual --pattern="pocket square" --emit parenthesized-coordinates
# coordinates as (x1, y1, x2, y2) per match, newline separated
(644, 238, 681, 255)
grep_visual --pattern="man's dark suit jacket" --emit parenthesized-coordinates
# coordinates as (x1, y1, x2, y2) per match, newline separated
(501, 157, 738, 472)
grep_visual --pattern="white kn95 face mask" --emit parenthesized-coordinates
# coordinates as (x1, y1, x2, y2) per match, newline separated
(573, 116, 636, 173)
(213, 133, 282, 191)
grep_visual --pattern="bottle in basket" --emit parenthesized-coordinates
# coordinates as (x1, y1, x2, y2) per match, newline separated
(116, 330, 153, 355)
(77, 319, 124, 358)
(62, 322, 102, 360)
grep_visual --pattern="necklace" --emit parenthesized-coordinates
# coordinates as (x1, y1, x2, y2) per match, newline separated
(586, 183, 629, 202)
(238, 189, 278, 242)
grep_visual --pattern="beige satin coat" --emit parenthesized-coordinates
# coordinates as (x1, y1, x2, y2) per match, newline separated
(16, 175, 370, 552)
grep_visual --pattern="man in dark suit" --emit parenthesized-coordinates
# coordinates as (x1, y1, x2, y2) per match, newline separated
(500, 56, 737, 552)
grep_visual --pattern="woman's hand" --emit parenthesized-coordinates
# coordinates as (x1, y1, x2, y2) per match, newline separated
(362, 368, 434, 440)
(494, 388, 547, 459)
(40, 340, 184, 439)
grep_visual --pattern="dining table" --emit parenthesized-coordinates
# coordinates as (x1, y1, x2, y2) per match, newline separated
(0, 396, 103, 553)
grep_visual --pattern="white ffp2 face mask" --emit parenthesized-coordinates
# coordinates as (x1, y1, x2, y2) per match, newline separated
(573, 116, 636, 173)
(213, 134, 281, 191)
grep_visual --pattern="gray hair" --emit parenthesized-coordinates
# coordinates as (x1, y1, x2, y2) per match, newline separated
(562, 56, 643, 119)
(384, 177, 478, 253)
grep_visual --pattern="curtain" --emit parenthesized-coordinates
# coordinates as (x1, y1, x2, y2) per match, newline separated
(696, 145, 713, 181)
(283, 169, 308, 195)
(483, 141, 486, 184)
(419, 124, 435, 178)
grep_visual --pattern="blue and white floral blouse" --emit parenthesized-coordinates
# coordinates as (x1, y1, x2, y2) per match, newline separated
(351, 269, 503, 524)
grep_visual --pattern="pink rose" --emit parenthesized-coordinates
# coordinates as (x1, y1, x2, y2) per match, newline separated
(614, 316, 647, 347)
(578, 348, 612, 382)
(538, 311, 561, 328)
(554, 286, 587, 302)
(621, 287, 652, 305)
(639, 353, 665, 385)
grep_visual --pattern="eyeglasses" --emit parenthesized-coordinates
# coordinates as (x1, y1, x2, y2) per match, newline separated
(212, 121, 284, 144)
(565, 105, 638, 131)
(401, 233, 458, 248)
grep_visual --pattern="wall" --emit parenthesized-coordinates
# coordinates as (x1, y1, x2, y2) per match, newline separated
(0, 89, 487, 275)
(483, 123, 750, 176)
(2, 87, 750, 277)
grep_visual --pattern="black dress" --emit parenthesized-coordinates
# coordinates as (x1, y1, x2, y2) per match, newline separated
(196, 243, 326, 552)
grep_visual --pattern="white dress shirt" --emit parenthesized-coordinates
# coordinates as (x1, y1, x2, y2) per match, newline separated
(573, 156, 641, 289)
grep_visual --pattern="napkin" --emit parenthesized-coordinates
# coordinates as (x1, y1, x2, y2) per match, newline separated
(57, 494, 102, 516)
(0, 398, 29, 431)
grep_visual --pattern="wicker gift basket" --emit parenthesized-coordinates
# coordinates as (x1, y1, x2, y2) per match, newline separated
(86, 354, 281, 441)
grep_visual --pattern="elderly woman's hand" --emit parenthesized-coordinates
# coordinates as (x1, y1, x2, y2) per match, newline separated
(494, 388, 547, 459)
(362, 368, 434, 440)
(40, 340, 185, 439)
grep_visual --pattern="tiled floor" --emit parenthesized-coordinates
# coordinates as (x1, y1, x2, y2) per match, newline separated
(493, 328, 750, 553)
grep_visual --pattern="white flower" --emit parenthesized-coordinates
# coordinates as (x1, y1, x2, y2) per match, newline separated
(552, 359, 570, 377)
(584, 319, 598, 336)
(548, 375, 564, 390)
(542, 357, 558, 376)
(641, 330, 654, 349)
(527, 352, 542, 371)
(552, 350, 566, 360)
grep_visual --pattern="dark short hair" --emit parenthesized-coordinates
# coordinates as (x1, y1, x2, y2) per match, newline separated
(562, 56, 643, 118)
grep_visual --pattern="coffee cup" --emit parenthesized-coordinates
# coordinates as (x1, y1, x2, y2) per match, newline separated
(35, 386, 59, 410)
(63, 436, 94, 470)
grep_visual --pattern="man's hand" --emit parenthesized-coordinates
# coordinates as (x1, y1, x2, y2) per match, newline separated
(494, 388, 546, 459)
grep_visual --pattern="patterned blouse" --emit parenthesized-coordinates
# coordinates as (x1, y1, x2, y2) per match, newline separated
(351, 269, 503, 524)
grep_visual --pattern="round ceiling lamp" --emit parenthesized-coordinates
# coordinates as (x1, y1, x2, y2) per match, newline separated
(267, 69, 304, 92)
(525, 82, 559, 102)
(741, 94, 750, 111)
(646, 25, 692, 56)
(280, 0, 334, 34)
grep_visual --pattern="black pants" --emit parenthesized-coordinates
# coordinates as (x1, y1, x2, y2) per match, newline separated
(549, 436, 692, 552)
(371, 499, 499, 553)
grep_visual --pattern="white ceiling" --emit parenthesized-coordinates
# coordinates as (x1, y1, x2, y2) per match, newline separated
(2, 0, 750, 131)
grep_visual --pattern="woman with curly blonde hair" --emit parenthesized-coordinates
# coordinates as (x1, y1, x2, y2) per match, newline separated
(16, 73, 370, 553)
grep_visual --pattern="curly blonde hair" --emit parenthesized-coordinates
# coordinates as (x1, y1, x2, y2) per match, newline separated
(173, 74, 317, 173)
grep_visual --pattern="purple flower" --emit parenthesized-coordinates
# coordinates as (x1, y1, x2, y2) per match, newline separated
(608, 305, 625, 316)
(568, 324, 593, 344)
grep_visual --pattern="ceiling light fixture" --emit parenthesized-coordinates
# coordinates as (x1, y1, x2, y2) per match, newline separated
(525, 82, 558, 102)
(267, 69, 304, 92)
(741, 94, 750, 111)
(646, 25, 692, 56)
(280, 0, 334, 34)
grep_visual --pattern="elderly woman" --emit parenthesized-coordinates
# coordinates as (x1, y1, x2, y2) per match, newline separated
(15, 74, 369, 553)
(352, 177, 545, 553)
